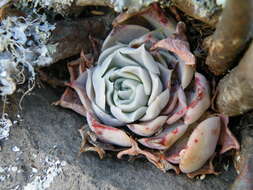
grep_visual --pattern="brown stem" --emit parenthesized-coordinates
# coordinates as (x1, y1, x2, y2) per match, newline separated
(75, 0, 112, 7)
(171, 0, 221, 27)
(205, 0, 253, 75)
(216, 41, 253, 116)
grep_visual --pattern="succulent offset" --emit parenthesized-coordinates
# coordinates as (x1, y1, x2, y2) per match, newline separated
(58, 4, 239, 176)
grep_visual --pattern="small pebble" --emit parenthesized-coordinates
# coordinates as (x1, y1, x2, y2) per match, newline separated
(11, 166, 18, 172)
(0, 167, 5, 173)
(200, 174, 206, 180)
(12, 146, 20, 152)
(32, 167, 38, 173)
(61, 161, 67, 167)
(0, 175, 6, 182)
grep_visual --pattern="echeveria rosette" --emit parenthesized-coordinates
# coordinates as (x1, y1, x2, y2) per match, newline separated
(58, 4, 240, 177)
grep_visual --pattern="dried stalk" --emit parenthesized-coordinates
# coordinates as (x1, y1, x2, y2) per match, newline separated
(171, 0, 221, 27)
(216, 41, 253, 116)
(205, 0, 253, 75)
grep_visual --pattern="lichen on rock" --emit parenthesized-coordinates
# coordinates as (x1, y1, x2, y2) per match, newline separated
(15, 0, 74, 15)
(0, 13, 56, 95)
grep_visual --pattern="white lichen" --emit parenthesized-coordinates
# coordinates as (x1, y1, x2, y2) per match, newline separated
(216, 0, 226, 8)
(0, 13, 55, 96)
(24, 156, 66, 190)
(109, 0, 159, 13)
(0, 113, 12, 140)
(192, 0, 219, 18)
(16, 0, 74, 15)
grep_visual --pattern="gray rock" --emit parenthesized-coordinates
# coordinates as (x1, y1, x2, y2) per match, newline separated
(0, 86, 237, 190)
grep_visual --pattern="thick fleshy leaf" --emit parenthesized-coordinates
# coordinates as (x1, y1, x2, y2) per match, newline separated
(92, 67, 106, 110)
(187, 154, 218, 179)
(127, 116, 168, 137)
(120, 45, 160, 74)
(140, 4, 176, 36)
(151, 22, 195, 65)
(165, 136, 188, 164)
(113, 84, 148, 112)
(102, 25, 150, 51)
(153, 50, 178, 69)
(218, 115, 240, 154)
(92, 103, 125, 127)
(179, 117, 221, 173)
(55, 87, 86, 116)
(98, 44, 126, 64)
(139, 121, 188, 150)
(151, 22, 195, 89)
(158, 63, 173, 89)
(177, 61, 195, 89)
(140, 89, 170, 121)
(86, 112, 132, 147)
(162, 89, 178, 115)
(110, 105, 147, 123)
(112, 4, 176, 36)
(148, 73, 163, 105)
(129, 30, 165, 48)
(99, 49, 139, 76)
(86, 68, 95, 101)
(167, 87, 187, 124)
(184, 73, 210, 125)
(70, 71, 92, 111)
(110, 66, 152, 95)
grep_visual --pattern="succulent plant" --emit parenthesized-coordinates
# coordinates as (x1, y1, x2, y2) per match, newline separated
(58, 4, 239, 176)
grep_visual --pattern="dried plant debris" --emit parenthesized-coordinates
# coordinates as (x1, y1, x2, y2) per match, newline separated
(0, 13, 56, 96)
(204, 0, 253, 75)
(171, 0, 222, 26)
(216, 41, 253, 116)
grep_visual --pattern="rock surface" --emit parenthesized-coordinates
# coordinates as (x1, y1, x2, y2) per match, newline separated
(0, 86, 237, 190)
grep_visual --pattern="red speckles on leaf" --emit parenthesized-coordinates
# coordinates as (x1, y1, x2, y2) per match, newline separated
(149, 3, 169, 24)
(87, 112, 119, 136)
(91, 117, 118, 132)
(194, 139, 198, 143)
(177, 109, 185, 115)
(160, 137, 169, 146)
(187, 89, 204, 109)
(172, 128, 179, 134)
(160, 17, 168, 24)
